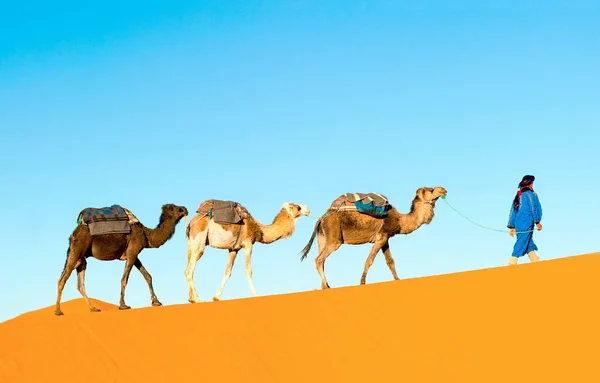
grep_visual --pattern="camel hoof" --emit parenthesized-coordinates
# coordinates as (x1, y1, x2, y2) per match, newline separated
(188, 298, 203, 304)
(119, 305, 131, 310)
(152, 300, 162, 307)
(212, 297, 220, 302)
(90, 307, 101, 313)
(54, 310, 64, 316)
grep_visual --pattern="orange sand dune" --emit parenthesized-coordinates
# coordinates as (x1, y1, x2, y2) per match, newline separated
(1, 252, 599, 383)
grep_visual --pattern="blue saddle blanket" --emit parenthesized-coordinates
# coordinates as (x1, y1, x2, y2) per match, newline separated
(354, 199, 392, 217)
(342, 192, 392, 218)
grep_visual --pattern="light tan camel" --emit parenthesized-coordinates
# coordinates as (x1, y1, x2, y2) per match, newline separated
(54, 204, 188, 315)
(185, 202, 310, 302)
(300, 187, 447, 289)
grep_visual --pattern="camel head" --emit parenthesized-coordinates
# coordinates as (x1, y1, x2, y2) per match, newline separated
(283, 202, 311, 219)
(161, 204, 189, 223)
(416, 186, 447, 205)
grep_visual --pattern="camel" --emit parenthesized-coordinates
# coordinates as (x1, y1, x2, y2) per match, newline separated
(54, 203, 189, 315)
(185, 201, 310, 302)
(299, 186, 447, 289)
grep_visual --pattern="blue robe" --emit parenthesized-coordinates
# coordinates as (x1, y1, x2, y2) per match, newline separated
(507, 190, 543, 257)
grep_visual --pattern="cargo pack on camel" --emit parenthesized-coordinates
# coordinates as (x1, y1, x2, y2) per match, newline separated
(77, 204, 139, 236)
(196, 199, 250, 224)
(331, 192, 392, 218)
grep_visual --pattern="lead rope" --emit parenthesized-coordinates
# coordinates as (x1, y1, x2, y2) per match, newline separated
(440, 196, 536, 234)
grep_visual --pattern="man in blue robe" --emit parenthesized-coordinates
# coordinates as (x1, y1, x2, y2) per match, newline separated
(507, 175, 543, 265)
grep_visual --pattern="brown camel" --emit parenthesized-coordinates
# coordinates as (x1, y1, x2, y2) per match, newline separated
(300, 186, 447, 289)
(185, 201, 310, 302)
(54, 203, 189, 315)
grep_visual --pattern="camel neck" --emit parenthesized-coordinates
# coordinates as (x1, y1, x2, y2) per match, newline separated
(257, 209, 295, 244)
(396, 199, 435, 235)
(144, 215, 179, 248)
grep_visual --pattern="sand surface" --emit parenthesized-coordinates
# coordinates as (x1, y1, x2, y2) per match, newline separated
(1, 253, 599, 382)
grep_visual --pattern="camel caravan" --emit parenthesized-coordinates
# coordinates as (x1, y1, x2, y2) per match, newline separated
(54, 186, 447, 315)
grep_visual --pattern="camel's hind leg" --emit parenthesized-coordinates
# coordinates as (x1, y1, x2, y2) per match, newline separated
(381, 241, 400, 281)
(184, 231, 207, 303)
(134, 258, 161, 307)
(55, 234, 89, 316)
(213, 249, 239, 301)
(76, 258, 100, 313)
(119, 249, 140, 310)
(315, 233, 341, 290)
(360, 235, 388, 285)
(55, 257, 78, 316)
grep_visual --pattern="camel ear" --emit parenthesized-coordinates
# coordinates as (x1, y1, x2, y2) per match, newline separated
(417, 187, 426, 200)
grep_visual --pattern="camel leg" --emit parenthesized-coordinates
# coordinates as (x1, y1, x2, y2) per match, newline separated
(213, 249, 239, 301)
(54, 256, 79, 316)
(119, 256, 137, 310)
(76, 258, 100, 313)
(381, 241, 400, 281)
(134, 259, 161, 307)
(315, 233, 341, 289)
(360, 237, 387, 285)
(185, 233, 206, 303)
(55, 234, 89, 316)
(242, 242, 259, 297)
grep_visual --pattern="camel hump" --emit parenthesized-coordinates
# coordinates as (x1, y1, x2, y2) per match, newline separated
(196, 199, 250, 225)
(343, 192, 389, 206)
(329, 193, 392, 218)
(78, 204, 130, 224)
(77, 204, 132, 236)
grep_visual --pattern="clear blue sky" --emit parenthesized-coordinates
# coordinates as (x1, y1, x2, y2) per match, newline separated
(1, 0, 598, 322)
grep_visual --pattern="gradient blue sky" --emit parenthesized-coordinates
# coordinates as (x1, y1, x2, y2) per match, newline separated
(1, 1, 598, 322)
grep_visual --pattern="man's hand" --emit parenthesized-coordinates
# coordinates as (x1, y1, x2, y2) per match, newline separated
(536, 223, 542, 231)
(509, 228, 516, 237)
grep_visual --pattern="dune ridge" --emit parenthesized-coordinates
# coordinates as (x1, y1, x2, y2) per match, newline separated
(1, 252, 599, 382)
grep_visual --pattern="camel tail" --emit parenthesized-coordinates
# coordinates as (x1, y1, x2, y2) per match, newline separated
(299, 219, 321, 262)
(59, 237, 72, 278)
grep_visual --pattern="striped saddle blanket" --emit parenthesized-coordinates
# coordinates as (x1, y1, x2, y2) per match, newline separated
(330, 192, 392, 218)
(197, 199, 250, 225)
(77, 204, 138, 236)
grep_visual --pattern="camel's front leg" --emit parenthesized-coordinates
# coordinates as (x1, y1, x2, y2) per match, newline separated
(76, 258, 100, 312)
(134, 259, 161, 306)
(213, 249, 239, 301)
(381, 241, 400, 281)
(119, 256, 137, 310)
(360, 236, 388, 285)
(242, 241, 258, 297)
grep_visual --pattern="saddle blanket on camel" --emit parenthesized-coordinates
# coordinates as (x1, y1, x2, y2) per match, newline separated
(330, 192, 392, 218)
(196, 199, 250, 225)
(77, 204, 140, 236)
